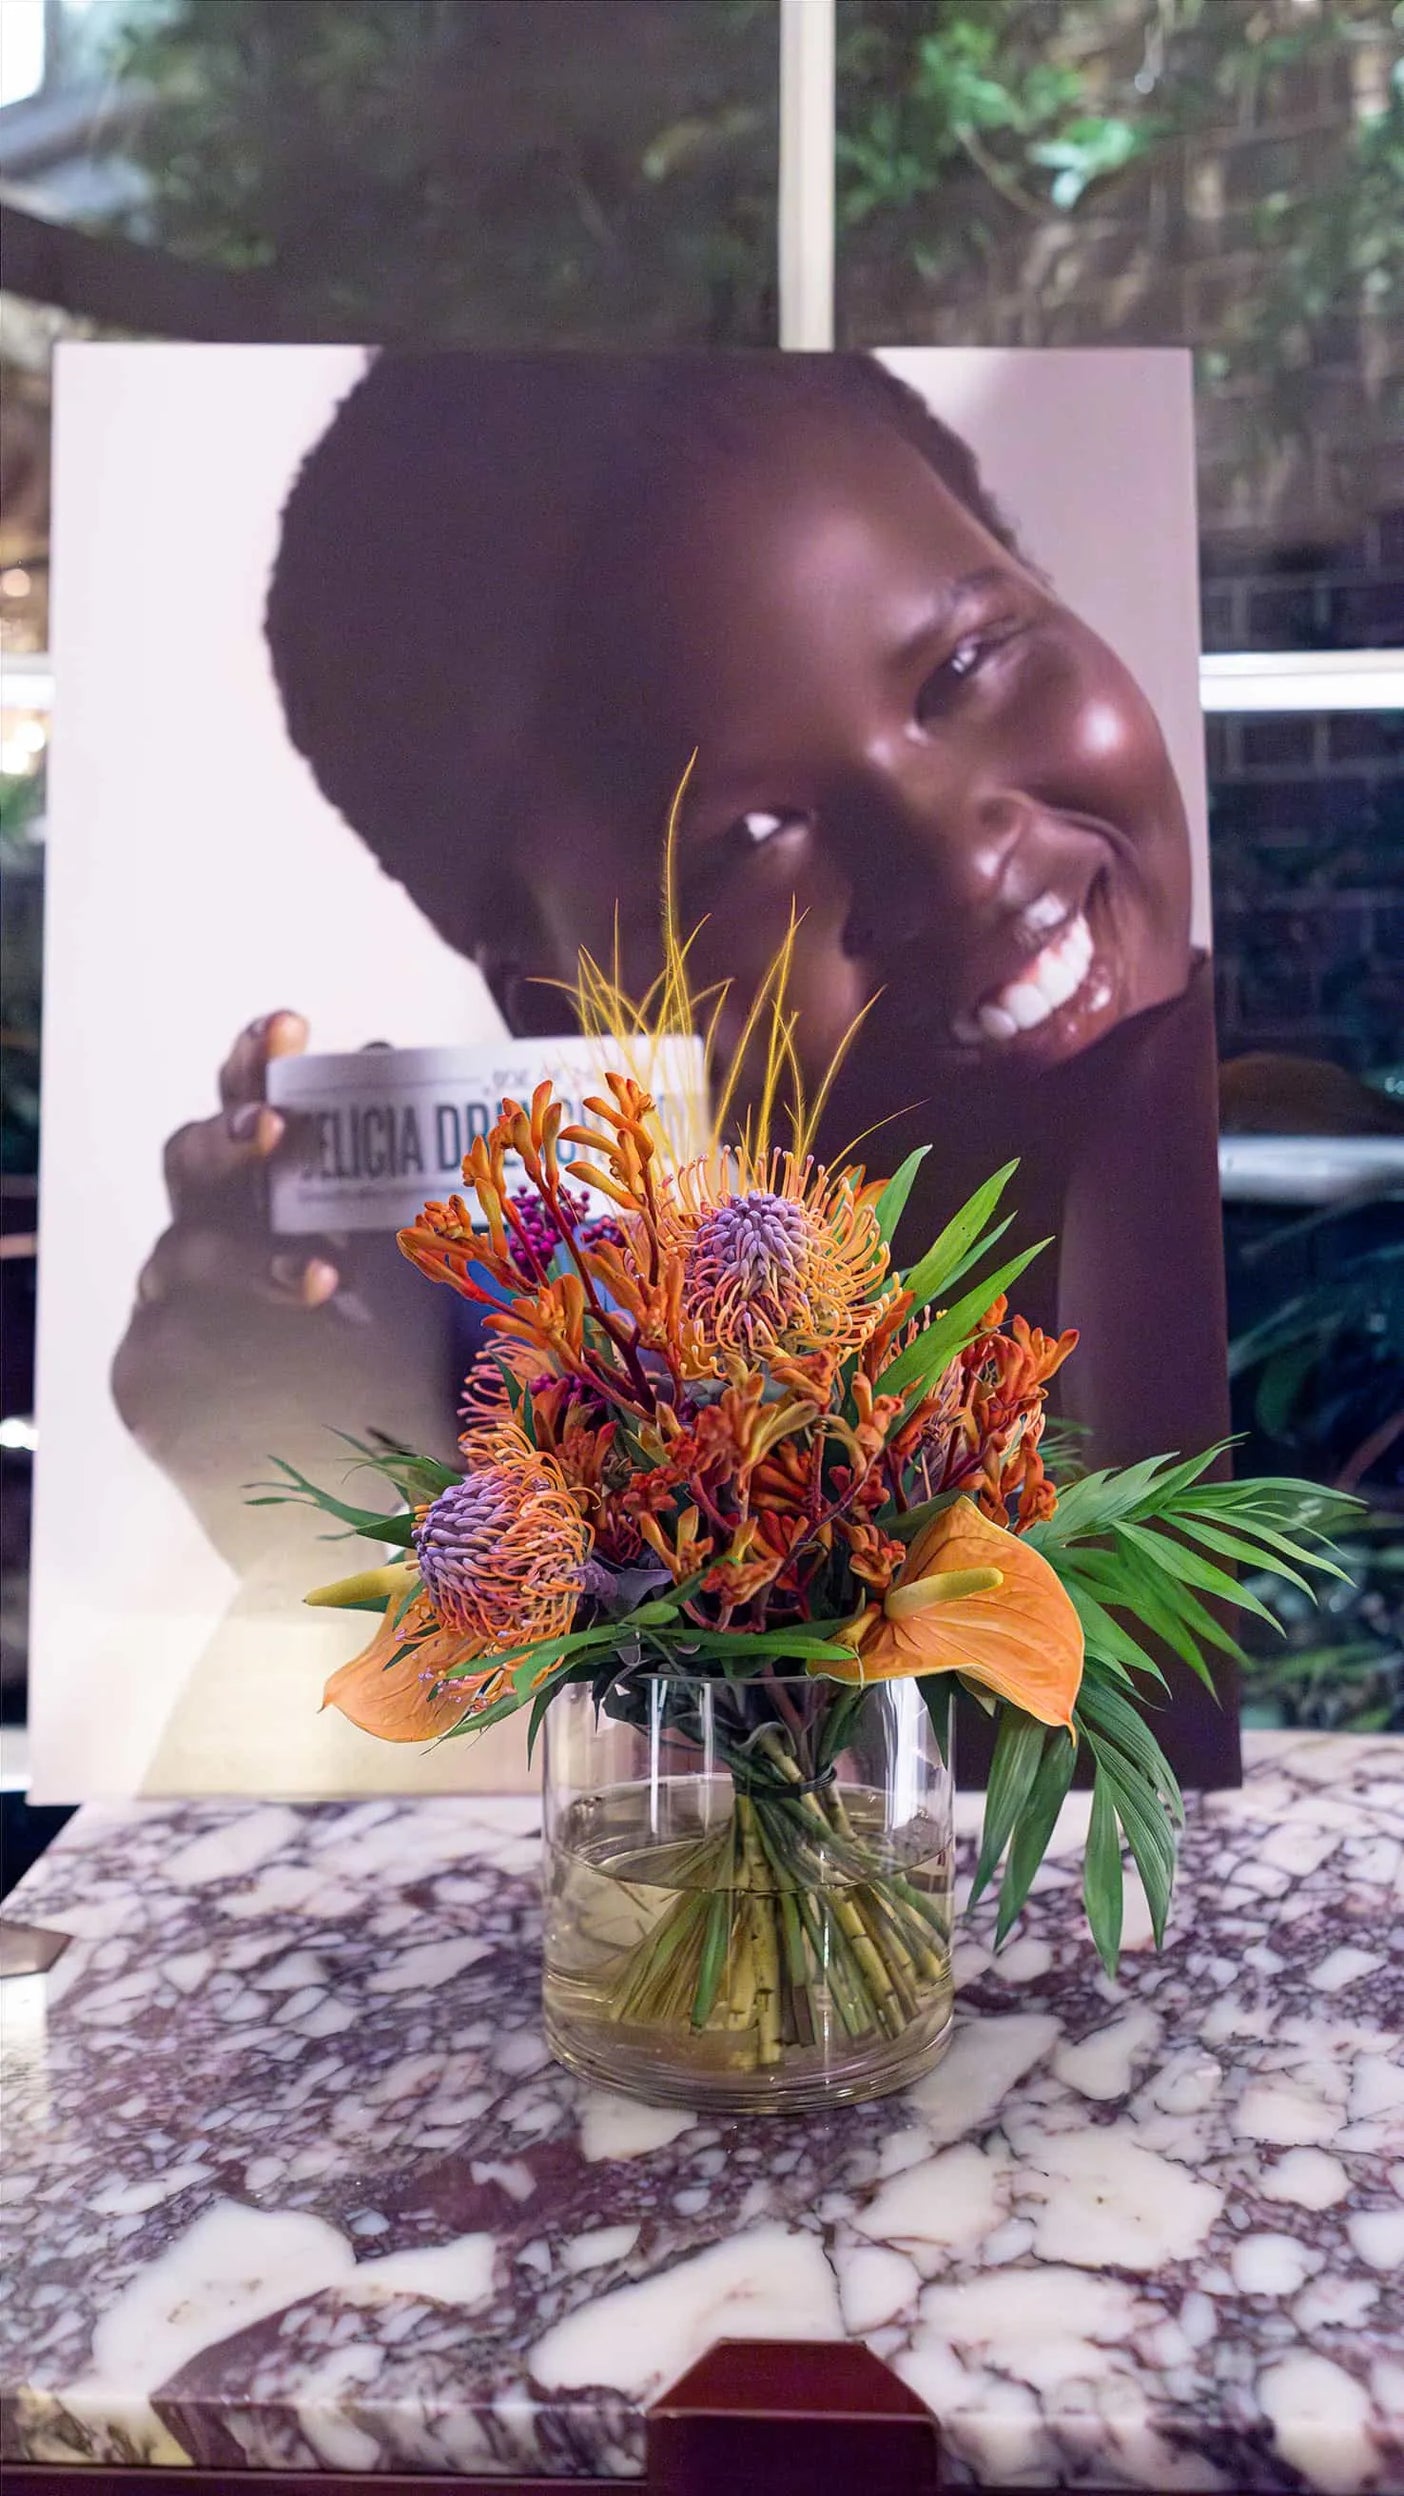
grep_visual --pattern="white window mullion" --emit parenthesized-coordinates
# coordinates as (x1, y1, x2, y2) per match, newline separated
(778, 0, 836, 351)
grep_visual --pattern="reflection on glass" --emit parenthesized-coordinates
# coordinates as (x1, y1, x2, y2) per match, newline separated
(0, 0, 45, 110)
(1211, 707, 1404, 1090)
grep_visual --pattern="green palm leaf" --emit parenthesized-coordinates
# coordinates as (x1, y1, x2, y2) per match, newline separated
(244, 1456, 418, 1548)
(1028, 1460, 1360, 1702)
(1083, 1777, 1124, 1976)
(873, 1145, 930, 1245)
(994, 1730, 1077, 1944)
(970, 1708, 1046, 1907)
(1062, 1573, 1165, 1686)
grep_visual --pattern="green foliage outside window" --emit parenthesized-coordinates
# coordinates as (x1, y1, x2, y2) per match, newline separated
(1229, 1198, 1404, 1733)
(92, 0, 1403, 442)
(104, 0, 781, 343)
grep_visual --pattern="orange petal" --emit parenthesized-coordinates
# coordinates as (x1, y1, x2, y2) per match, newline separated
(824, 1497, 1083, 1727)
(322, 1596, 491, 1742)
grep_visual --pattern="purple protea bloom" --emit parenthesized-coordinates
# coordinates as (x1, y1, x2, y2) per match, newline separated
(684, 1190, 818, 1348)
(656, 1148, 894, 1362)
(414, 1473, 517, 1622)
(411, 1445, 589, 1639)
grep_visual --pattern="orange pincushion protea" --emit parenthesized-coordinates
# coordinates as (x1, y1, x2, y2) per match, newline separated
(651, 1148, 896, 1375)
(322, 1428, 590, 1742)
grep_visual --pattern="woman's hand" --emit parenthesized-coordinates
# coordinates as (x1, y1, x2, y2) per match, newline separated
(127, 1010, 340, 1316)
(112, 1012, 455, 1570)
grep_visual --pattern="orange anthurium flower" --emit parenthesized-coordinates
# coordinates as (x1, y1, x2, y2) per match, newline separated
(321, 1594, 499, 1743)
(819, 1496, 1083, 1728)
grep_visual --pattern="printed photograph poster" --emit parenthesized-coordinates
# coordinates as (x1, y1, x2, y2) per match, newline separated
(31, 343, 1233, 1799)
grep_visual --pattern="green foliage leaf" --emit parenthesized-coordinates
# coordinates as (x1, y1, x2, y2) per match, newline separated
(1035, 114, 1147, 209)
(1175, 1492, 1358, 1584)
(670, 1627, 861, 1666)
(525, 1683, 556, 1767)
(1027, 1445, 1223, 1552)
(873, 1145, 930, 1245)
(970, 1708, 1045, 1908)
(901, 1159, 1018, 1305)
(1076, 1545, 1228, 1690)
(246, 1456, 417, 1547)
(916, 1672, 957, 1765)
(690, 1891, 731, 2032)
(1028, 1454, 1360, 1702)
(1061, 1572, 1166, 1687)
(1076, 1675, 1183, 1826)
(1022, 1459, 1361, 1964)
(327, 1428, 460, 1505)
(882, 1490, 962, 1543)
(1113, 1519, 1283, 1632)
(1088, 1738, 1175, 1950)
(994, 1728, 1077, 1944)
(937, 1211, 1017, 1295)
(1083, 1775, 1124, 1978)
(1167, 1512, 1318, 1599)
(879, 1237, 1051, 1401)
(1255, 1341, 1322, 1441)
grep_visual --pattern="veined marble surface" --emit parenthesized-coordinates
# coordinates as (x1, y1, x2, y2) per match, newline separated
(1, 1732, 1400, 2490)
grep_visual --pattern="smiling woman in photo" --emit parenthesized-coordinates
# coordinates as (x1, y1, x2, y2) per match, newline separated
(113, 352, 1229, 1770)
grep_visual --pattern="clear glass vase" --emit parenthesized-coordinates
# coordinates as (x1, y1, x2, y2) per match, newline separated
(542, 1671, 954, 2113)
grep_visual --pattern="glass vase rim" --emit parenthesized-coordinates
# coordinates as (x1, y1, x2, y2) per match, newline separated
(576, 1664, 933, 1691)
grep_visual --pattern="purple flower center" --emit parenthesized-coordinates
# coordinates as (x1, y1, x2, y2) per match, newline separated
(693, 1190, 810, 1295)
(414, 1471, 518, 1619)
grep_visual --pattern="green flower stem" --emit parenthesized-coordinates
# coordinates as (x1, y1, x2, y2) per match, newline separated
(835, 1891, 906, 2037)
(611, 1878, 708, 2023)
(727, 1909, 758, 2029)
(747, 1746, 913, 2037)
(779, 1891, 816, 2047)
(748, 1797, 880, 2043)
(811, 1774, 950, 1972)
(815, 1895, 884, 2036)
(751, 1787, 898, 2042)
(751, 1889, 783, 2066)
(886, 1872, 951, 1948)
(794, 1890, 867, 2037)
(864, 1882, 919, 1998)
(691, 1889, 732, 2032)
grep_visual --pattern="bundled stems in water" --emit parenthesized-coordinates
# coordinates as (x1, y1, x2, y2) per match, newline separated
(602, 1684, 950, 2072)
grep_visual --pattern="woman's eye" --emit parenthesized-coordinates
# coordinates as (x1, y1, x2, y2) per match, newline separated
(685, 808, 810, 906)
(917, 626, 1014, 722)
(733, 807, 806, 848)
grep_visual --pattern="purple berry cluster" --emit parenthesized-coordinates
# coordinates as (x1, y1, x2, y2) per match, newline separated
(507, 1184, 622, 1264)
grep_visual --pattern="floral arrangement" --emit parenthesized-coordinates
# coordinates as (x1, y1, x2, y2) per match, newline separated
(258, 878, 1353, 2099)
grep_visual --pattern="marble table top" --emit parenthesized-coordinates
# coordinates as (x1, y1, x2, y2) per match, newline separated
(1, 1731, 1401, 2491)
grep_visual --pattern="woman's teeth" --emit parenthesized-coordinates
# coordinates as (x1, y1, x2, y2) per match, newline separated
(957, 909, 1095, 1045)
